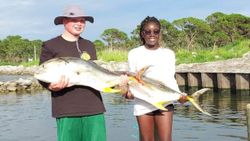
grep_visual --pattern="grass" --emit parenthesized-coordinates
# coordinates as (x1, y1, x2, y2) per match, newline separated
(97, 48, 128, 62)
(175, 40, 250, 64)
(20, 60, 39, 67)
(96, 39, 249, 64)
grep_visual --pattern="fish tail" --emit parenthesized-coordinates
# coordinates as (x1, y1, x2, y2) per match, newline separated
(188, 88, 212, 116)
(152, 101, 168, 111)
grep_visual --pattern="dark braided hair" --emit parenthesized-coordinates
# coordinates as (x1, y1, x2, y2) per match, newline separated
(139, 16, 161, 44)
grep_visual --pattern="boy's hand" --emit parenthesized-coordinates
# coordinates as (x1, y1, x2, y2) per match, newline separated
(48, 75, 69, 92)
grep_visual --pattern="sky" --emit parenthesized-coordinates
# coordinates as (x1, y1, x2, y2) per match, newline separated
(0, 0, 249, 42)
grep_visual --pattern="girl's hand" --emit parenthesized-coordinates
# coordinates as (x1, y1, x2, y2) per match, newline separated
(123, 90, 134, 99)
(178, 94, 187, 104)
(119, 75, 129, 87)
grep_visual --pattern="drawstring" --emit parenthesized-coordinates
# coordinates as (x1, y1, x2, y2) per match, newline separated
(75, 39, 82, 57)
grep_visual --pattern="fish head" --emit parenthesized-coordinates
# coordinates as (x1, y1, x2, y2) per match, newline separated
(33, 58, 79, 83)
(34, 61, 65, 83)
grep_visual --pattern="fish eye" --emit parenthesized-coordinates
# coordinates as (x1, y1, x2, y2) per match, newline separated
(76, 71, 80, 75)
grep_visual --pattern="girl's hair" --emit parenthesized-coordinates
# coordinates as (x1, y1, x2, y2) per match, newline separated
(139, 16, 161, 44)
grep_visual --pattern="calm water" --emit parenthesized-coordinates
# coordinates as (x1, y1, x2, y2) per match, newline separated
(0, 74, 33, 82)
(0, 75, 249, 141)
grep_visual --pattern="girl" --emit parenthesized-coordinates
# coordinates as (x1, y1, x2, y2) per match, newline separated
(127, 16, 186, 141)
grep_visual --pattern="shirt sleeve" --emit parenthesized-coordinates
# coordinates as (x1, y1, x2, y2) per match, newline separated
(39, 42, 55, 64)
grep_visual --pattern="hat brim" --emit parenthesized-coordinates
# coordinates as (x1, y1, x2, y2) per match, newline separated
(54, 16, 94, 25)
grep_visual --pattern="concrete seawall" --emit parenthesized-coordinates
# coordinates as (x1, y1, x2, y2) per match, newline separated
(175, 52, 250, 90)
(175, 72, 249, 90)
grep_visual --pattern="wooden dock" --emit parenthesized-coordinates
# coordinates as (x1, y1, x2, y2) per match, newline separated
(175, 72, 250, 90)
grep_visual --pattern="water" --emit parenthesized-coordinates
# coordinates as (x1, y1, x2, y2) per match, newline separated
(0, 88, 249, 141)
(0, 74, 33, 82)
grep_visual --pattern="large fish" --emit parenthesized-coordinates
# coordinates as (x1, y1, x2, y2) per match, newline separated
(128, 75, 212, 116)
(34, 57, 126, 93)
(34, 57, 211, 116)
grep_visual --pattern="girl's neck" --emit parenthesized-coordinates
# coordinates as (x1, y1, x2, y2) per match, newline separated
(144, 44, 160, 50)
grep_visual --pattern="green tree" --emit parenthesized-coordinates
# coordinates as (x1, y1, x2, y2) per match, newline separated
(100, 28, 128, 50)
(207, 12, 250, 47)
(173, 17, 211, 50)
(93, 39, 105, 51)
(1, 35, 24, 62)
(206, 12, 250, 44)
(211, 31, 230, 49)
(160, 19, 182, 50)
(206, 12, 229, 48)
(129, 25, 141, 49)
(226, 14, 250, 40)
(0, 35, 42, 64)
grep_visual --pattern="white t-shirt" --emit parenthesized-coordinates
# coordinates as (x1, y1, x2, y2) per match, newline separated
(128, 45, 180, 116)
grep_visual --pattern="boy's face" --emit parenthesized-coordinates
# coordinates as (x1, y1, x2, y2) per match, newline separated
(63, 17, 86, 36)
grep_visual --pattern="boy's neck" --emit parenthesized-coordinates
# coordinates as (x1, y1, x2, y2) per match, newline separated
(61, 31, 80, 41)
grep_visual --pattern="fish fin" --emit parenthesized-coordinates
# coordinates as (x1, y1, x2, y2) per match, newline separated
(152, 101, 168, 111)
(134, 66, 152, 84)
(187, 89, 212, 117)
(191, 88, 211, 99)
(103, 87, 122, 93)
(128, 76, 137, 82)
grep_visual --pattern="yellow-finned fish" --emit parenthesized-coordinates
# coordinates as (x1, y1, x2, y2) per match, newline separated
(34, 57, 127, 93)
(129, 75, 211, 116)
(34, 57, 211, 116)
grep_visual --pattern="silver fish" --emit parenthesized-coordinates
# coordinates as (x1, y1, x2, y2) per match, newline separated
(34, 57, 211, 116)
(34, 57, 125, 93)
(129, 75, 212, 116)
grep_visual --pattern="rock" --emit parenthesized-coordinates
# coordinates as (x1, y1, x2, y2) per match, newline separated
(16, 78, 32, 86)
(6, 82, 17, 91)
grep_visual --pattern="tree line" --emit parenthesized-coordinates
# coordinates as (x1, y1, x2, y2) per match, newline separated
(0, 35, 42, 64)
(0, 12, 249, 64)
(98, 12, 250, 51)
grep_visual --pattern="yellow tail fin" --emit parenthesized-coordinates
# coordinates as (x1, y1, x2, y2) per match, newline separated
(152, 101, 169, 111)
(188, 88, 212, 116)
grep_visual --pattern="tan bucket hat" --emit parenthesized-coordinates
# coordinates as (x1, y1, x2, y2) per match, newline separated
(54, 5, 94, 25)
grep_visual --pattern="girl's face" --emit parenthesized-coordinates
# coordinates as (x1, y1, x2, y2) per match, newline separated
(142, 22, 160, 49)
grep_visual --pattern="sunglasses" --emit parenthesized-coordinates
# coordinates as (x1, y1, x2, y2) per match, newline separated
(143, 29, 160, 35)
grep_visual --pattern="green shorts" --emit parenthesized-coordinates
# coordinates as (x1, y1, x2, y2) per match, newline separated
(56, 114, 106, 141)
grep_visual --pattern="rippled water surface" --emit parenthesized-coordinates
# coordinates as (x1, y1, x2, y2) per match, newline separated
(0, 88, 249, 141)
